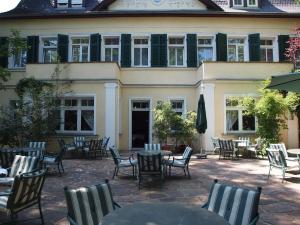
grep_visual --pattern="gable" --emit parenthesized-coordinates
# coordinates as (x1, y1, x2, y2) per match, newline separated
(94, 0, 223, 11)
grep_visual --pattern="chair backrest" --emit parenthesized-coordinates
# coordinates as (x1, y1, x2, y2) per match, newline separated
(6, 169, 47, 210)
(9, 155, 39, 178)
(89, 139, 103, 152)
(109, 147, 121, 165)
(211, 137, 220, 149)
(206, 179, 261, 225)
(56, 139, 67, 161)
(137, 153, 162, 174)
(238, 137, 250, 147)
(144, 143, 161, 151)
(0, 149, 20, 168)
(182, 146, 193, 165)
(266, 148, 287, 168)
(64, 179, 116, 225)
(269, 143, 288, 158)
(28, 141, 46, 158)
(102, 137, 110, 150)
(219, 139, 235, 152)
(74, 136, 85, 147)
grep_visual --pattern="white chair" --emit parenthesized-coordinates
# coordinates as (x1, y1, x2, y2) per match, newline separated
(144, 143, 161, 151)
(269, 143, 299, 167)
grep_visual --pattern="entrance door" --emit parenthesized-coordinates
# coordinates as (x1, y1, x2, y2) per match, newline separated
(131, 101, 150, 149)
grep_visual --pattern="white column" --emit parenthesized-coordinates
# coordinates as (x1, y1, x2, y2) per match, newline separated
(288, 115, 299, 148)
(203, 83, 215, 152)
(105, 83, 118, 149)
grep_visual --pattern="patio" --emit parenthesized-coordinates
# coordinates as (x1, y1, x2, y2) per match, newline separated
(1, 155, 300, 225)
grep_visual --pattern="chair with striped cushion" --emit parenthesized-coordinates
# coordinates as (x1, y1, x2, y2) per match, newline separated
(28, 141, 46, 159)
(64, 179, 120, 225)
(0, 149, 19, 168)
(137, 152, 164, 189)
(82, 139, 103, 159)
(0, 155, 39, 186)
(144, 143, 161, 151)
(0, 169, 47, 224)
(219, 139, 238, 160)
(203, 179, 262, 225)
(74, 136, 86, 149)
(270, 143, 299, 166)
(165, 146, 193, 178)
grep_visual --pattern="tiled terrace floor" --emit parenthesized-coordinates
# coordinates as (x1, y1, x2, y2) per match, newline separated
(1, 154, 300, 225)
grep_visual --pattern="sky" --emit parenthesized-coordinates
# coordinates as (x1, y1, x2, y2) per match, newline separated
(0, 0, 21, 13)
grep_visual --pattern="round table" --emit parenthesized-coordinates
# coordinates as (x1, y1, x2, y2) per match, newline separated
(101, 203, 230, 225)
(138, 150, 172, 156)
(287, 149, 300, 155)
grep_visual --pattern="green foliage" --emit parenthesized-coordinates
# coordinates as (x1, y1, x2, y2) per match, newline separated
(153, 101, 197, 147)
(241, 80, 300, 154)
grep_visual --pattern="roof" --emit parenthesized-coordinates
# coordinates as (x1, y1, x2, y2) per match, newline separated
(0, 0, 299, 19)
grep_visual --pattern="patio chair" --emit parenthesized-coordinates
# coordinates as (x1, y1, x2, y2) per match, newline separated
(0, 155, 39, 186)
(64, 179, 120, 225)
(82, 139, 103, 159)
(218, 139, 237, 160)
(0, 149, 20, 168)
(137, 152, 164, 189)
(165, 146, 193, 178)
(266, 148, 291, 183)
(269, 143, 299, 163)
(102, 136, 110, 157)
(28, 141, 46, 159)
(144, 143, 161, 151)
(0, 169, 47, 224)
(246, 137, 262, 159)
(211, 137, 220, 153)
(74, 136, 86, 149)
(42, 139, 66, 175)
(202, 179, 262, 225)
(109, 147, 137, 179)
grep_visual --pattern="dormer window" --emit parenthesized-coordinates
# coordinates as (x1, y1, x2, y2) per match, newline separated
(248, 0, 258, 7)
(56, 0, 83, 8)
(233, 0, 243, 7)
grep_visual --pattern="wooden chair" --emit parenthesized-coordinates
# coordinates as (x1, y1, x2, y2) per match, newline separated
(218, 139, 237, 160)
(82, 139, 103, 159)
(0, 169, 47, 224)
(28, 141, 46, 160)
(202, 179, 262, 225)
(64, 179, 120, 225)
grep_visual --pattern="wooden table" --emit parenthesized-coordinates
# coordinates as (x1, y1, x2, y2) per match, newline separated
(101, 202, 230, 225)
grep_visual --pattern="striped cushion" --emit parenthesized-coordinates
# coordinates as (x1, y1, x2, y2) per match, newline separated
(182, 147, 192, 159)
(0, 195, 8, 208)
(9, 155, 38, 178)
(64, 181, 116, 225)
(119, 159, 137, 167)
(74, 137, 85, 147)
(28, 142, 46, 158)
(0, 177, 14, 185)
(206, 181, 261, 225)
(144, 144, 161, 151)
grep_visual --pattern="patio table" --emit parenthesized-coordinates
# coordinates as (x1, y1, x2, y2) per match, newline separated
(287, 149, 300, 165)
(138, 149, 172, 156)
(101, 202, 229, 225)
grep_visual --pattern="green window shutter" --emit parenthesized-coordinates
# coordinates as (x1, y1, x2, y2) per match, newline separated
(151, 34, 161, 67)
(90, 33, 101, 62)
(187, 34, 197, 67)
(121, 34, 131, 67)
(216, 33, 227, 61)
(243, 0, 247, 7)
(0, 37, 8, 68)
(27, 36, 39, 63)
(249, 33, 260, 61)
(160, 34, 167, 67)
(229, 0, 233, 7)
(278, 35, 290, 62)
(57, 34, 69, 63)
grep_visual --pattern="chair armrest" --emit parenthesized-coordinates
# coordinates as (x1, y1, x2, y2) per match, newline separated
(249, 215, 259, 225)
(201, 202, 209, 209)
(114, 201, 121, 208)
(67, 215, 78, 225)
(0, 191, 12, 196)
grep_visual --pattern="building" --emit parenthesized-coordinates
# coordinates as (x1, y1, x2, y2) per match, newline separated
(0, 0, 299, 151)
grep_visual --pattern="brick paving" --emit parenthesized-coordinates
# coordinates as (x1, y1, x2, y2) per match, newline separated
(1, 154, 300, 225)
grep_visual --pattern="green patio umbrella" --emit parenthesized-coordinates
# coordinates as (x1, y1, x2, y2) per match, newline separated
(196, 94, 207, 156)
(266, 72, 300, 92)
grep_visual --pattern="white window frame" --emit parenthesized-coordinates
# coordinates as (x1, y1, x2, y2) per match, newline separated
(56, 0, 83, 8)
(40, 36, 58, 63)
(224, 94, 257, 134)
(102, 35, 120, 64)
(168, 97, 186, 116)
(227, 36, 248, 62)
(167, 35, 186, 67)
(56, 95, 96, 134)
(131, 36, 150, 67)
(69, 36, 90, 62)
(197, 36, 215, 64)
(247, 0, 258, 7)
(233, 0, 243, 7)
(8, 38, 27, 69)
(260, 38, 275, 62)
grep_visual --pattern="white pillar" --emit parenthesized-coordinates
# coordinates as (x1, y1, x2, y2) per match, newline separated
(203, 83, 215, 152)
(105, 83, 118, 149)
(288, 116, 299, 148)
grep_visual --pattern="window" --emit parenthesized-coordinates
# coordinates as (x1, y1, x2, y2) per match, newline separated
(228, 38, 245, 62)
(225, 96, 256, 133)
(248, 0, 258, 7)
(168, 37, 185, 67)
(42, 38, 57, 63)
(260, 39, 274, 62)
(56, 0, 83, 8)
(132, 38, 150, 67)
(56, 97, 95, 133)
(9, 40, 27, 69)
(71, 37, 89, 62)
(103, 37, 120, 62)
(233, 0, 243, 6)
(56, 0, 68, 8)
(171, 100, 184, 116)
(197, 37, 214, 64)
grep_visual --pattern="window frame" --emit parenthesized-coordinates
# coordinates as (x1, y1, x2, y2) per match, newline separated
(197, 36, 215, 65)
(227, 36, 247, 62)
(69, 36, 90, 63)
(168, 97, 186, 117)
(131, 36, 150, 67)
(260, 38, 275, 62)
(102, 35, 121, 64)
(56, 0, 83, 8)
(233, 0, 243, 7)
(8, 38, 27, 69)
(224, 94, 257, 134)
(40, 36, 58, 63)
(167, 35, 186, 67)
(56, 95, 96, 134)
(247, 0, 258, 7)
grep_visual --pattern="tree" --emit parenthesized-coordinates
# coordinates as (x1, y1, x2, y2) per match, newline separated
(285, 27, 300, 71)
